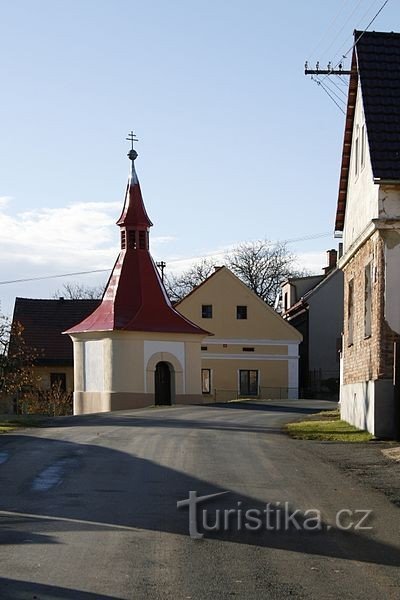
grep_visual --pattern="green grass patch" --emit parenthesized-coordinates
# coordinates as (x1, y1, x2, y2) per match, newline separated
(0, 416, 45, 434)
(286, 410, 373, 442)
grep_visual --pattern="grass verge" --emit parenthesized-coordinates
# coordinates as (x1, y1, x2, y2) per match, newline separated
(0, 416, 45, 434)
(286, 409, 373, 442)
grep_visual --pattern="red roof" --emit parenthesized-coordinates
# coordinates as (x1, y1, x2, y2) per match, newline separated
(116, 154, 153, 228)
(65, 151, 208, 336)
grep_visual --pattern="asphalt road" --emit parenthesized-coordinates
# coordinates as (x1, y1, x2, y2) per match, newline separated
(0, 400, 399, 599)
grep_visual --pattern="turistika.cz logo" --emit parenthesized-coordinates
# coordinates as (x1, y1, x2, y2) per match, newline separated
(177, 491, 373, 539)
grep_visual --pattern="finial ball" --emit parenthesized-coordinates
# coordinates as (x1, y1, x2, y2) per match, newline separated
(128, 149, 138, 161)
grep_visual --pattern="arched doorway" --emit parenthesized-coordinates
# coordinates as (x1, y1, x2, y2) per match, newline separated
(155, 362, 172, 405)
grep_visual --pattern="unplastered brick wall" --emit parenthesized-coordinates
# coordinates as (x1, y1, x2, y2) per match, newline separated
(342, 232, 396, 384)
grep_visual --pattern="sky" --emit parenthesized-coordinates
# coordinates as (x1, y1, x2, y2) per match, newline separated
(0, 0, 398, 316)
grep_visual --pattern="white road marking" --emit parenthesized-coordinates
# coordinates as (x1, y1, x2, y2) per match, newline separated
(0, 509, 141, 532)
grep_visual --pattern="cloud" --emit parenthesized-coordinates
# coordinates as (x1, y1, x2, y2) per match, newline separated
(0, 200, 176, 271)
(0, 196, 12, 208)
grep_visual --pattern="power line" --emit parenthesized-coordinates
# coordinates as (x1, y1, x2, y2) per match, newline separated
(306, 0, 352, 62)
(315, 0, 366, 63)
(0, 269, 111, 286)
(311, 76, 346, 114)
(329, 0, 385, 66)
(326, 0, 391, 76)
(0, 233, 334, 287)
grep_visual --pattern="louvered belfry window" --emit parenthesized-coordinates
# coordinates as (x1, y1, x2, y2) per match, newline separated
(121, 230, 126, 249)
(128, 230, 136, 249)
(139, 230, 146, 249)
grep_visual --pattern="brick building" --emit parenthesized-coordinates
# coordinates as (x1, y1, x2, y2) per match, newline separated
(335, 31, 400, 438)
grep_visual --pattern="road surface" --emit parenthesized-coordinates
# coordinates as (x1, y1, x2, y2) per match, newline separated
(0, 400, 399, 599)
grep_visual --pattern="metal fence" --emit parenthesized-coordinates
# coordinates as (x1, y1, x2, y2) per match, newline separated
(207, 388, 299, 403)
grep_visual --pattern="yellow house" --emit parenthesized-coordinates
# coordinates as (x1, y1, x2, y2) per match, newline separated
(176, 267, 302, 401)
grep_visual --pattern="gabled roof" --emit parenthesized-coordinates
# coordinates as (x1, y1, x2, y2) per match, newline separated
(177, 266, 302, 341)
(336, 30, 400, 231)
(11, 298, 101, 365)
(283, 268, 342, 318)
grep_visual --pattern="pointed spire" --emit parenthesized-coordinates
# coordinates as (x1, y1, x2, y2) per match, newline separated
(65, 135, 209, 336)
(116, 133, 153, 228)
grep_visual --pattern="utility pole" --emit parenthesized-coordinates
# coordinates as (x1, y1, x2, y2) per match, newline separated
(156, 261, 166, 283)
(304, 61, 351, 76)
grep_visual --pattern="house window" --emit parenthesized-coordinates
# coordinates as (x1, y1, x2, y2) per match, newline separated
(202, 369, 211, 394)
(50, 372, 67, 392)
(361, 124, 366, 169)
(201, 346, 208, 351)
(202, 304, 212, 318)
(237, 305, 247, 320)
(348, 279, 354, 346)
(239, 370, 258, 396)
(242, 347, 254, 352)
(284, 292, 288, 311)
(128, 230, 136, 249)
(121, 230, 126, 249)
(364, 262, 372, 338)
(355, 126, 359, 177)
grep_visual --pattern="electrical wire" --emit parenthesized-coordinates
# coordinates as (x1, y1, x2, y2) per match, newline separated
(307, 0, 352, 62)
(0, 234, 334, 286)
(311, 77, 346, 114)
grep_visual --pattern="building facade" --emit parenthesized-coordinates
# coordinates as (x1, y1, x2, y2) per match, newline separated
(282, 251, 343, 399)
(176, 266, 302, 401)
(335, 31, 400, 438)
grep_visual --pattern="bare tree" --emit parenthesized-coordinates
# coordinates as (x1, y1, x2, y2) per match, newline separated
(0, 315, 40, 398)
(226, 239, 306, 306)
(164, 240, 308, 306)
(52, 281, 105, 300)
(164, 259, 216, 302)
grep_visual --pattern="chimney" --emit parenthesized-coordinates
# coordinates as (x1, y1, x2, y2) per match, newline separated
(323, 249, 337, 275)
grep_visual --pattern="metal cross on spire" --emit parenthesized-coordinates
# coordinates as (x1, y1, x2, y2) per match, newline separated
(126, 131, 138, 151)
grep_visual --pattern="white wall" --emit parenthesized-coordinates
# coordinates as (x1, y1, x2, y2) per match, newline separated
(343, 84, 379, 253)
(340, 380, 375, 434)
(84, 340, 104, 392)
